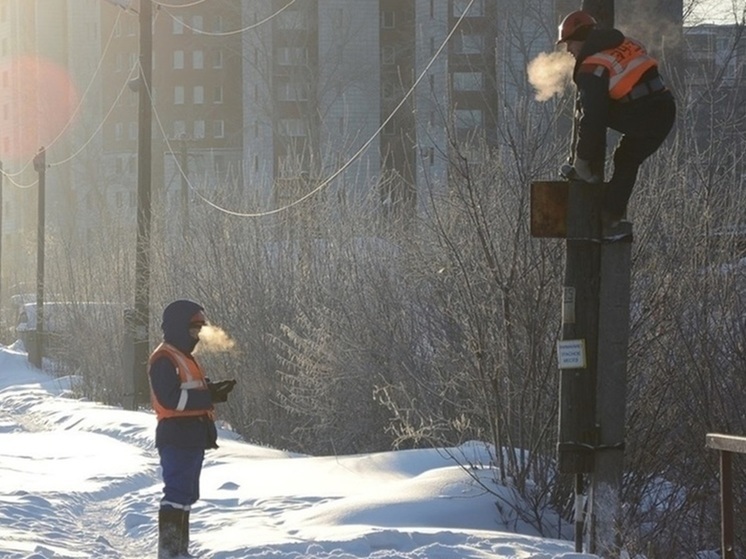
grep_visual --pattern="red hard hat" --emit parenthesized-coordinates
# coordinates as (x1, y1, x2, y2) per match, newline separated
(557, 10, 597, 44)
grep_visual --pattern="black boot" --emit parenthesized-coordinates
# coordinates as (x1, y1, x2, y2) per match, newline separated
(158, 508, 184, 559)
(179, 510, 195, 557)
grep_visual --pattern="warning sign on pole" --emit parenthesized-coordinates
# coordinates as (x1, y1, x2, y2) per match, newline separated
(557, 339, 586, 369)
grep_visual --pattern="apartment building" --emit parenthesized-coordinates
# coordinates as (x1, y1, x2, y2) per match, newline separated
(243, 0, 508, 219)
(0, 0, 104, 292)
(100, 0, 244, 234)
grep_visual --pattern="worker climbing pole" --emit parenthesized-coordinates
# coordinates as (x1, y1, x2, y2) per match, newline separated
(531, 0, 674, 555)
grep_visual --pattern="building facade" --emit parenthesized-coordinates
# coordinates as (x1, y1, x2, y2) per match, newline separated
(100, 0, 244, 237)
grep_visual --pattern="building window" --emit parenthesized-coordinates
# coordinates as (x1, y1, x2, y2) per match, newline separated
(382, 81, 395, 99)
(453, 72, 483, 91)
(173, 50, 184, 69)
(115, 122, 123, 141)
(174, 86, 185, 104)
(277, 47, 308, 66)
(193, 86, 204, 104)
(280, 118, 306, 137)
(278, 82, 308, 101)
(212, 49, 223, 68)
(193, 50, 204, 69)
(277, 9, 307, 30)
(173, 16, 184, 34)
(213, 120, 225, 138)
(453, 0, 484, 17)
(213, 16, 224, 32)
(194, 120, 205, 139)
(174, 120, 186, 138)
(214, 86, 223, 103)
(382, 45, 395, 65)
(454, 109, 483, 131)
(129, 122, 137, 140)
(381, 11, 395, 29)
(192, 15, 203, 31)
(454, 33, 484, 54)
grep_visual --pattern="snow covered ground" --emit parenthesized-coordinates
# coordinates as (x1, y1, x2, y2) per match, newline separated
(0, 342, 596, 559)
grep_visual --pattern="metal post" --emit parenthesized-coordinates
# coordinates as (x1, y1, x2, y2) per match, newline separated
(31, 147, 46, 368)
(131, 0, 153, 410)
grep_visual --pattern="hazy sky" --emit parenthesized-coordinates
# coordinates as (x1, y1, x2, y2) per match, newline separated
(687, 0, 746, 24)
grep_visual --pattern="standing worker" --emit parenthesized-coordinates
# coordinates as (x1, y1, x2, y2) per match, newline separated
(148, 299, 236, 558)
(557, 10, 676, 227)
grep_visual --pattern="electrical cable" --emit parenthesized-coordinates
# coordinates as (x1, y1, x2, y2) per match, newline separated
(159, 0, 298, 37)
(184, 0, 478, 218)
(4, 8, 126, 177)
(51, 63, 140, 168)
(151, 0, 207, 9)
(1, 173, 38, 190)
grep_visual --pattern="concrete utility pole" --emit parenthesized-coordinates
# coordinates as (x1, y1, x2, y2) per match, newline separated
(574, 6, 631, 556)
(131, 0, 153, 409)
(31, 147, 47, 369)
(532, 2, 630, 556)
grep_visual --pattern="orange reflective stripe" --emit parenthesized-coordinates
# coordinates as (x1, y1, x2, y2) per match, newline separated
(582, 38, 658, 100)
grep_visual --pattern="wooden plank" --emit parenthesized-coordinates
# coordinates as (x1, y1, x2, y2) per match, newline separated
(720, 451, 735, 559)
(706, 433, 746, 454)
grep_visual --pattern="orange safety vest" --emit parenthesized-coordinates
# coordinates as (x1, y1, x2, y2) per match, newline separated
(148, 342, 215, 422)
(579, 38, 658, 100)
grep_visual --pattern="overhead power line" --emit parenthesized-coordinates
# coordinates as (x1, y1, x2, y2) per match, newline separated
(185, 0, 479, 218)
(159, 0, 298, 37)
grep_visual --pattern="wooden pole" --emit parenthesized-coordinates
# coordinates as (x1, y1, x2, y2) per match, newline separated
(31, 148, 46, 369)
(0, 161, 3, 321)
(180, 137, 189, 238)
(131, 0, 153, 409)
(720, 450, 735, 559)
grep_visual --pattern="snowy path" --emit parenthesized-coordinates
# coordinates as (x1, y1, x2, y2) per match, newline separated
(0, 345, 592, 559)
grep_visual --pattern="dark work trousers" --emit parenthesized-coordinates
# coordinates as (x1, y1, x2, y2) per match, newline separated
(159, 445, 205, 510)
(603, 90, 676, 217)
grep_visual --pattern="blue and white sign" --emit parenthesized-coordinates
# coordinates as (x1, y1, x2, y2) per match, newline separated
(557, 339, 586, 369)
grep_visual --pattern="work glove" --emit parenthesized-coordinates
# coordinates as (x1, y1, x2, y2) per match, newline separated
(572, 158, 602, 183)
(208, 379, 237, 403)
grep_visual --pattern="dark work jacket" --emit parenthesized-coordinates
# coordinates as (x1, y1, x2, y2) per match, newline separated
(149, 299, 217, 450)
(573, 28, 669, 164)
